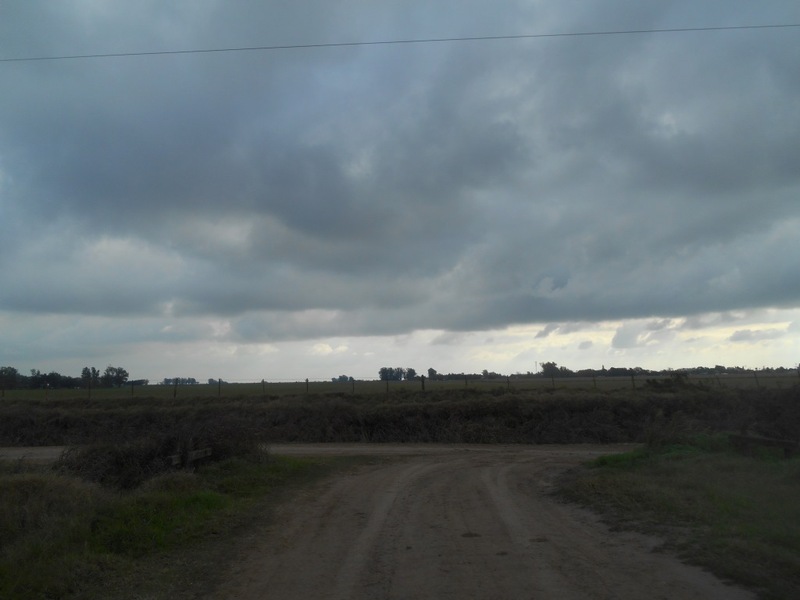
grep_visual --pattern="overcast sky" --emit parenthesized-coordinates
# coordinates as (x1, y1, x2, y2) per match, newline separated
(1, 1, 799, 382)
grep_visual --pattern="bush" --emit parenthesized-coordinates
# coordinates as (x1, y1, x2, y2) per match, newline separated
(3, 385, 799, 448)
(56, 420, 268, 489)
(0, 472, 101, 547)
(57, 438, 176, 489)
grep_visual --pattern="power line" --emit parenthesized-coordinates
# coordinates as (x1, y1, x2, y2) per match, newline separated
(1, 23, 798, 63)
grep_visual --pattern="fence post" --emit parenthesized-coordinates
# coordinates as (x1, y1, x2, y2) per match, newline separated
(305, 378, 309, 394)
(262, 379, 266, 394)
(218, 378, 222, 397)
(421, 375, 425, 391)
(753, 371, 760, 388)
(631, 374, 636, 389)
(173, 380, 178, 399)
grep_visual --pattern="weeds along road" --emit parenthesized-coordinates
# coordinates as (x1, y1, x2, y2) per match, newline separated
(212, 444, 754, 600)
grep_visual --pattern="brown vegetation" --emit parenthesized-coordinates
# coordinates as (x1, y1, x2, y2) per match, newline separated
(1, 384, 797, 447)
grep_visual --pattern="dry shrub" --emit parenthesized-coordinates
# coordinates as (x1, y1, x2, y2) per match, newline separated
(55, 417, 267, 490)
(740, 386, 800, 440)
(5, 385, 799, 448)
(56, 438, 175, 490)
(0, 472, 101, 547)
(642, 409, 696, 449)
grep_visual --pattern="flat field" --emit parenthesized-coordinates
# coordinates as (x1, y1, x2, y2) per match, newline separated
(2, 371, 796, 402)
(2, 382, 798, 447)
(1, 385, 798, 598)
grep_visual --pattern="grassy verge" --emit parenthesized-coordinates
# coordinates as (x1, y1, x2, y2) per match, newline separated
(558, 435, 800, 599)
(0, 451, 352, 599)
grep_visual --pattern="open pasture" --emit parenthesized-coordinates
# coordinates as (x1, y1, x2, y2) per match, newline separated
(1, 382, 797, 448)
(2, 371, 796, 402)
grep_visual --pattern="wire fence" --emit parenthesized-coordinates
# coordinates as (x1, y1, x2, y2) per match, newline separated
(2, 371, 797, 401)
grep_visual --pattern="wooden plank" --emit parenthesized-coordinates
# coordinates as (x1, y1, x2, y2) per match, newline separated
(168, 447, 212, 467)
(188, 448, 212, 461)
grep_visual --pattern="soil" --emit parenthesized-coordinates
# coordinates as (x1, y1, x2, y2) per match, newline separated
(208, 444, 754, 600)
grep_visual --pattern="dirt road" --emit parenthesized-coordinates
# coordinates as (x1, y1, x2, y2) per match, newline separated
(211, 444, 754, 600)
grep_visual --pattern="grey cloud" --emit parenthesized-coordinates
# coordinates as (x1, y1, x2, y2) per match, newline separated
(611, 324, 643, 349)
(535, 324, 559, 339)
(681, 312, 747, 330)
(430, 331, 472, 346)
(729, 328, 786, 343)
(611, 321, 678, 349)
(1, 1, 799, 344)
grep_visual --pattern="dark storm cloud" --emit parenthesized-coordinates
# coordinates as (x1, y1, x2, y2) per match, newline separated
(1, 1, 799, 344)
(729, 328, 787, 343)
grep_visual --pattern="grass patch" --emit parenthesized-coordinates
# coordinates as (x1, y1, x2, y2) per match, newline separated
(559, 435, 800, 599)
(0, 452, 340, 600)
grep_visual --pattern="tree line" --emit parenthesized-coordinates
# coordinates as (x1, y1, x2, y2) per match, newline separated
(370, 363, 798, 383)
(3, 361, 794, 392)
(537, 362, 799, 379)
(0, 365, 136, 390)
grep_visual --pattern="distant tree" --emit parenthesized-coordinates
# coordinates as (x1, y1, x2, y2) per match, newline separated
(101, 366, 129, 388)
(29, 369, 44, 388)
(427, 368, 438, 380)
(607, 367, 630, 377)
(81, 367, 101, 388)
(101, 368, 113, 387)
(405, 368, 417, 381)
(540, 362, 560, 378)
(379, 367, 405, 381)
(163, 377, 197, 386)
(333, 375, 353, 383)
(0, 366, 19, 390)
(44, 371, 66, 388)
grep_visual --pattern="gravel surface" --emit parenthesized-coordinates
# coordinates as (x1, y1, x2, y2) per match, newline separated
(209, 444, 754, 600)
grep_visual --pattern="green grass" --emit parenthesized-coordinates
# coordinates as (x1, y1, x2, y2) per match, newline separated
(0, 453, 338, 600)
(559, 436, 800, 599)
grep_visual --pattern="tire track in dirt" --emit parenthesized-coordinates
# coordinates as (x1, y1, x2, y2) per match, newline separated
(210, 445, 755, 600)
(332, 461, 443, 598)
